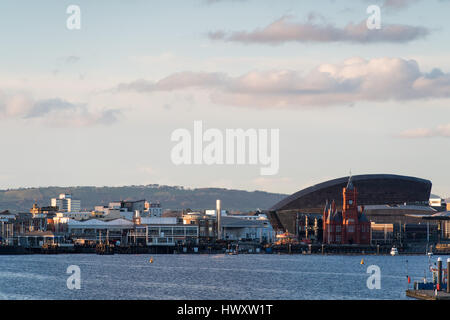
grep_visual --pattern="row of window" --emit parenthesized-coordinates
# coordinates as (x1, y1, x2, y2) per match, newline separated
(327, 225, 370, 233)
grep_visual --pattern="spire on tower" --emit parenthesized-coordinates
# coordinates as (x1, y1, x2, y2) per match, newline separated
(346, 171, 354, 190)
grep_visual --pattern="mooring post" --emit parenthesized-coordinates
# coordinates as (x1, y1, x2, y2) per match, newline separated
(447, 258, 450, 293)
(437, 257, 442, 291)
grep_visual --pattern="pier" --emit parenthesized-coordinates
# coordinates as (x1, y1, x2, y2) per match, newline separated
(406, 290, 450, 300)
(406, 257, 450, 300)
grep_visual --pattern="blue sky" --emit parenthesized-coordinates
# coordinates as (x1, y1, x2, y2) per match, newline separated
(0, 0, 449, 198)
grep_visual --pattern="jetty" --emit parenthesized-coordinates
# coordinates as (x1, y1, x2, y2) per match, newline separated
(406, 257, 450, 300)
(406, 290, 450, 300)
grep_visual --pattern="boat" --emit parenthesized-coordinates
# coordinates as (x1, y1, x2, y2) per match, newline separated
(390, 247, 399, 256)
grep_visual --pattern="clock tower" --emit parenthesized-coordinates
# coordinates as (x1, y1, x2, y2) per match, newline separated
(342, 176, 359, 244)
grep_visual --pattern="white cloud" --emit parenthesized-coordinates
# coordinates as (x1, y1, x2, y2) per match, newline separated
(399, 124, 450, 138)
(208, 15, 429, 45)
(0, 92, 120, 127)
(116, 57, 450, 108)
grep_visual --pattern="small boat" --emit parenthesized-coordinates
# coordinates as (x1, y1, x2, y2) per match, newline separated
(390, 247, 399, 256)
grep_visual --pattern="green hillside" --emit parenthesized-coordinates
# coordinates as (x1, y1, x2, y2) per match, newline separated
(0, 185, 287, 213)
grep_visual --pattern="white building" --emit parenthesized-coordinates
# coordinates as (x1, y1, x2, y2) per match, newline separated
(51, 194, 81, 212)
(205, 209, 228, 216)
(429, 194, 446, 210)
(54, 211, 91, 221)
(220, 216, 274, 243)
(65, 216, 198, 246)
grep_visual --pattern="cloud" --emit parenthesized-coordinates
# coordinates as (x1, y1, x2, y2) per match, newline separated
(208, 15, 429, 45)
(399, 124, 450, 138)
(64, 56, 81, 64)
(117, 72, 227, 92)
(24, 98, 78, 118)
(115, 57, 450, 108)
(0, 93, 120, 127)
(382, 0, 421, 9)
(203, 0, 248, 4)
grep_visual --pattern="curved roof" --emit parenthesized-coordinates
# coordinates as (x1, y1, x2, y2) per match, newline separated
(271, 174, 432, 212)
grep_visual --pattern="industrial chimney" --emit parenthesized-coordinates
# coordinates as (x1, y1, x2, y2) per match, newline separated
(216, 199, 222, 240)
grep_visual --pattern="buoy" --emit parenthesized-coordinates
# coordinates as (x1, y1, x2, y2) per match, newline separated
(149, 257, 154, 263)
(360, 258, 364, 265)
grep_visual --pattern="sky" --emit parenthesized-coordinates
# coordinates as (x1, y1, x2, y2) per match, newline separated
(0, 0, 449, 197)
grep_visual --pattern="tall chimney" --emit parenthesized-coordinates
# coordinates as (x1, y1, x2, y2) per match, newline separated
(216, 199, 222, 240)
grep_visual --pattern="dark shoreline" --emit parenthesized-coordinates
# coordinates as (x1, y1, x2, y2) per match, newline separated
(1, 244, 448, 256)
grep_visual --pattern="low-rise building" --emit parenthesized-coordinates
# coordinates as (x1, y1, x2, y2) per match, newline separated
(65, 216, 199, 246)
(182, 212, 216, 241)
(221, 216, 274, 243)
(139, 217, 198, 246)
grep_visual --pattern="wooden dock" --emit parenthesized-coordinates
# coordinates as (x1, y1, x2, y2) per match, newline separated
(406, 290, 450, 300)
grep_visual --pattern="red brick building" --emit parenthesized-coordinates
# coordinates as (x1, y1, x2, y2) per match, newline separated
(323, 177, 371, 245)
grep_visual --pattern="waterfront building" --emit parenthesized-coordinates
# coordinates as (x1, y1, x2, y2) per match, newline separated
(182, 212, 217, 242)
(220, 216, 274, 243)
(183, 206, 273, 244)
(139, 217, 198, 246)
(323, 177, 371, 245)
(269, 174, 432, 236)
(67, 218, 134, 244)
(429, 194, 447, 212)
(0, 211, 15, 245)
(405, 211, 450, 242)
(14, 231, 64, 248)
(51, 194, 81, 212)
(370, 223, 394, 244)
(66, 216, 199, 246)
(268, 173, 446, 246)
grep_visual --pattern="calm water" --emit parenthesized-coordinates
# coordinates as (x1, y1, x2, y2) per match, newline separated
(0, 254, 447, 300)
